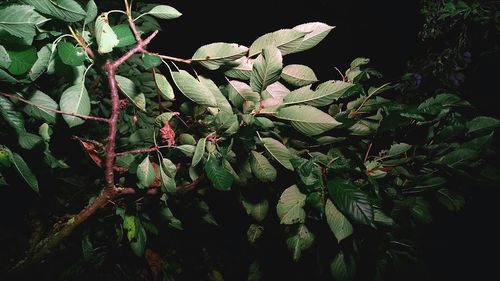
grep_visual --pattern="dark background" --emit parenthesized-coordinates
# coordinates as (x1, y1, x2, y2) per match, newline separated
(148, 1, 499, 280)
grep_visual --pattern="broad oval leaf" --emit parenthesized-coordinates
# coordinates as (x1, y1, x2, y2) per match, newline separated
(84, 0, 98, 24)
(281, 64, 318, 87)
(192, 42, 249, 70)
(10, 151, 39, 193)
(0, 95, 26, 133)
(250, 151, 277, 182)
(170, 70, 217, 107)
(292, 22, 335, 53)
(7, 47, 37, 75)
(204, 156, 233, 191)
(250, 47, 283, 93)
(327, 179, 374, 226)
(199, 76, 232, 113)
(23, 90, 57, 124)
(59, 83, 90, 128)
(115, 75, 146, 111)
(275, 105, 341, 136)
(276, 185, 306, 225)
(466, 116, 500, 134)
(325, 199, 353, 243)
(330, 252, 354, 281)
(249, 29, 305, 57)
(242, 199, 269, 222)
(286, 224, 314, 260)
(112, 24, 137, 48)
(261, 137, 294, 170)
(21, 0, 86, 22)
(29, 44, 52, 81)
(0, 45, 11, 69)
(57, 41, 85, 66)
(284, 80, 354, 107)
(154, 73, 174, 100)
(192, 137, 206, 167)
(224, 56, 253, 80)
(137, 156, 155, 188)
(0, 5, 48, 44)
(145, 5, 182, 19)
(95, 13, 119, 54)
(226, 80, 260, 108)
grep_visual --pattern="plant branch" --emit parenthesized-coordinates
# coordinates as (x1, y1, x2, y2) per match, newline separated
(71, 135, 105, 150)
(0, 92, 109, 123)
(144, 50, 192, 64)
(115, 146, 159, 156)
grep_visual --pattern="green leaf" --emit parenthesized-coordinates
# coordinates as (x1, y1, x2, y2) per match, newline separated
(143, 53, 161, 69)
(161, 158, 177, 178)
(57, 41, 85, 66)
(0, 146, 11, 167)
(170, 70, 217, 107)
(38, 123, 52, 142)
(0, 5, 47, 44)
(275, 105, 341, 136)
(18, 131, 42, 150)
(226, 80, 260, 108)
(0, 68, 19, 83)
(250, 151, 277, 182)
(95, 13, 119, 54)
(192, 42, 249, 70)
(9, 151, 39, 193)
(438, 148, 478, 167)
(276, 185, 306, 225)
(292, 22, 335, 53)
(154, 73, 174, 100)
(0, 45, 11, 69)
(386, 143, 412, 157)
(112, 24, 137, 48)
(250, 47, 283, 93)
(59, 83, 90, 128)
(224, 56, 253, 80)
(23, 90, 57, 124)
(29, 44, 52, 81)
(290, 80, 354, 107)
(330, 252, 354, 281)
(123, 215, 136, 241)
(7, 46, 37, 75)
(204, 155, 234, 191)
(466, 116, 500, 134)
(160, 169, 176, 193)
(198, 76, 232, 113)
(260, 137, 294, 170)
(249, 29, 305, 57)
(327, 179, 374, 226)
(325, 199, 353, 243)
(242, 199, 269, 222)
(145, 5, 182, 19)
(137, 156, 155, 188)
(435, 188, 465, 211)
(130, 222, 147, 256)
(115, 75, 146, 111)
(281, 64, 318, 87)
(247, 224, 264, 244)
(192, 137, 206, 167)
(411, 198, 432, 224)
(21, 0, 86, 22)
(286, 224, 314, 260)
(0, 95, 26, 133)
(84, 0, 98, 24)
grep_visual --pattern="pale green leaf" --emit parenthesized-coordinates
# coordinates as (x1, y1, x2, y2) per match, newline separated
(95, 13, 119, 54)
(0, 5, 47, 44)
(226, 80, 260, 108)
(21, 0, 86, 22)
(0, 69, 19, 83)
(161, 158, 177, 178)
(160, 169, 176, 193)
(261, 137, 294, 170)
(170, 70, 217, 107)
(23, 90, 57, 124)
(287, 224, 314, 260)
(198, 76, 232, 113)
(249, 29, 305, 57)
(250, 151, 277, 182)
(276, 185, 306, 225)
(146, 5, 182, 19)
(192, 42, 249, 70)
(285, 80, 354, 107)
(250, 47, 283, 93)
(115, 75, 146, 111)
(275, 105, 341, 136)
(224, 56, 253, 80)
(242, 199, 269, 222)
(325, 199, 353, 243)
(247, 224, 264, 244)
(292, 22, 335, 53)
(29, 44, 52, 80)
(281, 64, 318, 87)
(154, 73, 174, 100)
(59, 83, 90, 128)
(192, 137, 206, 167)
(84, 0, 98, 24)
(0, 45, 11, 69)
(137, 156, 155, 188)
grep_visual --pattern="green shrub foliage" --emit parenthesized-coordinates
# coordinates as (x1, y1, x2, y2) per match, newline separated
(0, 1, 498, 280)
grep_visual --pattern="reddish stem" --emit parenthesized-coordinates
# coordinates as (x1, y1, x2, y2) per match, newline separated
(115, 147, 159, 156)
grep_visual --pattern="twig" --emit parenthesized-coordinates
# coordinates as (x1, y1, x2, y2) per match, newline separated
(364, 142, 373, 163)
(115, 146, 159, 156)
(71, 135, 105, 150)
(144, 51, 192, 64)
(0, 92, 109, 123)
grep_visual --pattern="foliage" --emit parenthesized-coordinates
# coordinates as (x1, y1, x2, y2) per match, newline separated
(0, 1, 498, 280)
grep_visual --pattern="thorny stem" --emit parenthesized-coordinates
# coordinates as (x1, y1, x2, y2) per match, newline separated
(0, 92, 109, 123)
